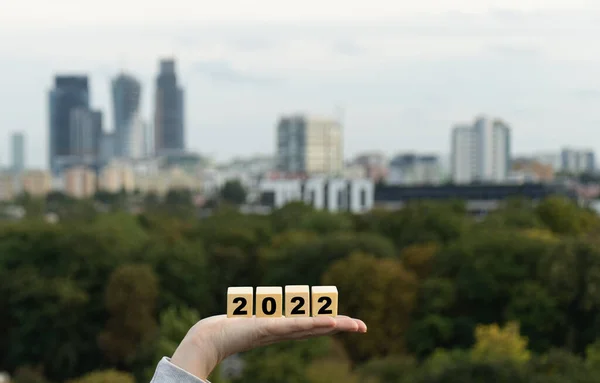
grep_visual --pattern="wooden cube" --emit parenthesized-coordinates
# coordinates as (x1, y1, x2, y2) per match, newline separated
(311, 286, 338, 317)
(255, 286, 283, 318)
(285, 285, 310, 317)
(227, 287, 254, 318)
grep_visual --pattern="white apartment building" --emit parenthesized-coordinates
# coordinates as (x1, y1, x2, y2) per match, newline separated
(258, 177, 374, 213)
(560, 148, 595, 174)
(451, 116, 511, 184)
(276, 115, 343, 176)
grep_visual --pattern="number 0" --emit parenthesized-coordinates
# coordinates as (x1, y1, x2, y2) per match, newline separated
(262, 297, 276, 315)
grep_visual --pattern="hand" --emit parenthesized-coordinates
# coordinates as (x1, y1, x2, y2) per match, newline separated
(170, 315, 367, 381)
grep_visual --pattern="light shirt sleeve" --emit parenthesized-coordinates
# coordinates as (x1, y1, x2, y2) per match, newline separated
(150, 357, 211, 383)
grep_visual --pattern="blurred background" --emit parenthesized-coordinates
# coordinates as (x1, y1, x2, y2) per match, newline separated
(2, 0, 600, 382)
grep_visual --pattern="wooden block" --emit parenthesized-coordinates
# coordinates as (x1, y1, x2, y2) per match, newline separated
(311, 286, 338, 317)
(285, 285, 310, 317)
(256, 286, 283, 318)
(227, 287, 253, 318)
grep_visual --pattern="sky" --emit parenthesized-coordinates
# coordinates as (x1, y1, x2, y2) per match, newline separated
(1, 0, 600, 169)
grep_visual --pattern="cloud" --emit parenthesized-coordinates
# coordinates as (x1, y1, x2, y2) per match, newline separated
(192, 60, 282, 85)
(331, 39, 364, 56)
(486, 43, 543, 57)
(573, 89, 600, 99)
(228, 37, 275, 52)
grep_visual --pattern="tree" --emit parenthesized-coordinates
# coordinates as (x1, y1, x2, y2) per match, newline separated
(357, 356, 417, 383)
(374, 202, 469, 249)
(141, 306, 201, 382)
(322, 252, 419, 363)
(264, 232, 396, 287)
(529, 349, 598, 383)
(297, 211, 354, 234)
(406, 230, 556, 358)
(535, 196, 600, 236)
(269, 202, 315, 233)
(233, 338, 330, 383)
(414, 349, 529, 383)
(163, 188, 194, 218)
(470, 322, 531, 365)
(66, 370, 135, 383)
(11, 365, 50, 383)
(306, 360, 366, 383)
(220, 180, 247, 205)
(98, 264, 159, 367)
(400, 243, 439, 280)
(537, 238, 600, 353)
(483, 198, 544, 230)
(155, 306, 201, 359)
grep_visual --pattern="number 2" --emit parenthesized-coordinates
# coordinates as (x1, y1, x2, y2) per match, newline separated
(232, 297, 248, 315)
(317, 296, 333, 315)
(290, 296, 306, 315)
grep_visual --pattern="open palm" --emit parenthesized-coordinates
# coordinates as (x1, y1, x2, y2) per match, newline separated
(171, 315, 367, 381)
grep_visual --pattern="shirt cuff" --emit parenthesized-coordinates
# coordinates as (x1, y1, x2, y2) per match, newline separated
(150, 357, 211, 383)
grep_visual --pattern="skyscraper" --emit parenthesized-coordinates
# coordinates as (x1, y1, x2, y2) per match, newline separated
(451, 116, 511, 184)
(49, 76, 89, 174)
(11, 132, 25, 174)
(276, 115, 343, 175)
(154, 59, 185, 156)
(69, 107, 102, 165)
(112, 73, 141, 158)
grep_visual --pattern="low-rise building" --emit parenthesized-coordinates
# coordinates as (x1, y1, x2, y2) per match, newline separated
(22, 170, 52, 197)
(100, 161, 135, 193)
(63, 166, 96, 198)
(349, 152, 388, 182)
(0, 173, 15, 201)
(511, 158, 555, 182)
(258, 177, 374, 213)
(387, 153, 442, 185)
(135, 166, 202, 196)
(374, 182, 576, 215)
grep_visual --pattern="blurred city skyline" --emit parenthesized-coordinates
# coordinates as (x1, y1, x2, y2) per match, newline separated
(2, 1, 600, 168)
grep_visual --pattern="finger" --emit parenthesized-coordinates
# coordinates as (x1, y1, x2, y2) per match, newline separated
(330, 316, 367, 332)
(276, 327, 338, 340)
(278, 316, 362, 339)
(330, 316, 360, 332)
(354, 319, 368, 333)
(276, 318, 365, 341)
(259, 316, 336, 337)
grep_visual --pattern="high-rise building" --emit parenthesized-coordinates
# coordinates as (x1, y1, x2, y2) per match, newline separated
(11, 132, 25, 174)
(129, 115, 151, 159)
(276, 115, 343, 176)
(154, 59, 185, 156)
(49, 76, 89, 174)
(451, 116, 511, 184)
(99, 132, 116, 165)
(112, 73, 142, 158)
(69, 108, 102, 166)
